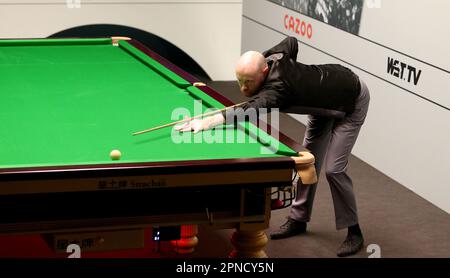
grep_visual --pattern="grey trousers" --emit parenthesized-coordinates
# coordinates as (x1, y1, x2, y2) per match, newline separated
(290, 79, 370, 230)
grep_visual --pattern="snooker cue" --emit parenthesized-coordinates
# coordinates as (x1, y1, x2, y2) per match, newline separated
(132, 101, 247, 136)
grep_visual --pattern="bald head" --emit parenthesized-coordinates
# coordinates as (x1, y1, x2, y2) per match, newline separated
(236, 51, 267, 76)
(235, 51, 268, 97)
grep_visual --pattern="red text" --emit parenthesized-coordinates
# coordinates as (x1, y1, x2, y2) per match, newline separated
(284, 14, 313, 39)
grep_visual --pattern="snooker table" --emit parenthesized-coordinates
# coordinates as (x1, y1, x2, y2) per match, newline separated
(0, 37, 317, 258)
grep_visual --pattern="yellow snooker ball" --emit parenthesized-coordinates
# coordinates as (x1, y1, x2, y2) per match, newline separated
(110, 150, 121, 160)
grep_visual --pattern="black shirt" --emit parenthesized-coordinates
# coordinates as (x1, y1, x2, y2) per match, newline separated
(235, 36, 361, 119)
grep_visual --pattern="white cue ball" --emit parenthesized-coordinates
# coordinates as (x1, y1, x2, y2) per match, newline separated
(110, 150, 121, 160)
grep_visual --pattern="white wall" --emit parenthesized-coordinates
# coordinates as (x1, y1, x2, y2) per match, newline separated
(242, 0, 450, 213)
(0, 0, 242, 80)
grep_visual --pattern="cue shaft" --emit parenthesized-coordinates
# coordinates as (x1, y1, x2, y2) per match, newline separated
(132, 102, 247, 136)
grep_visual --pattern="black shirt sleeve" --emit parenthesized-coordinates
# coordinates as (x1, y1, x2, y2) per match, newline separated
(223, 81, 289, 123)
(262, 36, 298, 60)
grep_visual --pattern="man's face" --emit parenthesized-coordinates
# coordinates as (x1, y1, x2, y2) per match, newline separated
(236, 70, 265, 97)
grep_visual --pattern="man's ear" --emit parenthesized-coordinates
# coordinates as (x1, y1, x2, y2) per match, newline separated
(262, 65, 269, 75)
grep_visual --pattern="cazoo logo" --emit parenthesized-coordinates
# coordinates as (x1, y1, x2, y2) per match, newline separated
(284, 14, 313, 39)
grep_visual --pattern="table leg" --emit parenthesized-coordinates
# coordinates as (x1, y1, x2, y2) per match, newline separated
(229, 229, 268, 258)
(171, 224, 199, 254)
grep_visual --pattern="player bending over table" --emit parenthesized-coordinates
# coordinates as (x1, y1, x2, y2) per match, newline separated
(176, 36, 370, 257)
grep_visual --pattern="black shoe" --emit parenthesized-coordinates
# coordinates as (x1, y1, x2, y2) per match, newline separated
(337, 233, 364, 257)
(270, 217, 307, 240)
